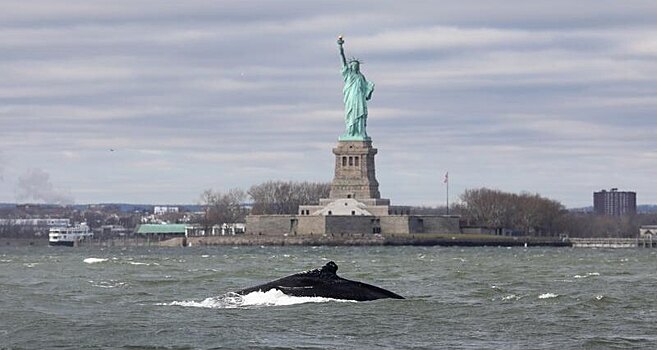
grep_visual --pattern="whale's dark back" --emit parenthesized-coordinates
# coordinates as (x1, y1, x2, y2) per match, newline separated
(236, 261, 404, 301)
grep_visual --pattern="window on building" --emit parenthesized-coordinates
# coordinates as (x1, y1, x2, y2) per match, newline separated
(349, 156, 353, 166)
(328, 211, 332, 215)
(354, 156, 359, 166)
(342, 157, 347, 166)
(351, 211, 356, 215)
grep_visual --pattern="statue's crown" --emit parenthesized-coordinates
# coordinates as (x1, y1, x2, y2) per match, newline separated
(348, 57, 362, 64)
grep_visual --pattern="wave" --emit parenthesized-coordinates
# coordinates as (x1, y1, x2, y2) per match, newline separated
(88, 280, 126, 289)
(538, 293, 558, 299)
(83, 258, 108, 264)
(159, 289, 355, 309)
(127, 261, 159, 266)
(573, 272, 600, 279)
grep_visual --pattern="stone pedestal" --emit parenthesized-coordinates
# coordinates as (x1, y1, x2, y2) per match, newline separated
(329, 140, 381, 200)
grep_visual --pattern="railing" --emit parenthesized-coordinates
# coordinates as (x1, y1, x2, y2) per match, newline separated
(569, 237, 656, 248)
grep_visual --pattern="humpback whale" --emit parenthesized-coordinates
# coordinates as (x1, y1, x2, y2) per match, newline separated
(236, 261, 404, 301)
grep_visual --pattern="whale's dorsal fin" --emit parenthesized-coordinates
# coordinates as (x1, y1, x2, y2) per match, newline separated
(320, 261, 338, 275)
(302, 261, 338, 278)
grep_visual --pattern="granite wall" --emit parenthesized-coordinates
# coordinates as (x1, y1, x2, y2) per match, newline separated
(245, 215, 295, 235)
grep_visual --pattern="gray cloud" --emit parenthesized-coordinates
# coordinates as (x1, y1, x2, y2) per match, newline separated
(15, 168, 74, 205)
(0, 1, 656, 207)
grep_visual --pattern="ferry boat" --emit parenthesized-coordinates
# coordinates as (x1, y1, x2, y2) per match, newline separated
(49, 223, 93, 247)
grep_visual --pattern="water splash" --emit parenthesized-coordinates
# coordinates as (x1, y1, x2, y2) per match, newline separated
(83, 258, 108, 264)
(159, 289, 355, 309)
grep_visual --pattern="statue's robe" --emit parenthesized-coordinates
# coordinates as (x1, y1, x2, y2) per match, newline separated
(342, 65, 374, 139)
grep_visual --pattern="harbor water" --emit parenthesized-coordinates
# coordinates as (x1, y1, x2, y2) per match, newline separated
(1, 246, 656, 349)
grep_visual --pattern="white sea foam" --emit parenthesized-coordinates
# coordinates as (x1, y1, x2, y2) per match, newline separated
(538, 293, 558, 299)
(160, 289, 354, 309)
(84, 258, 108, 264)
(162, 297, 229, 309)
(574, 272, 600, 279)
(88, 280, 126, 288)
(242, 289, 353, 306)
(502, 294, 518, 301)
(128, 262, 149, 266)
(595, 295, 604, 301)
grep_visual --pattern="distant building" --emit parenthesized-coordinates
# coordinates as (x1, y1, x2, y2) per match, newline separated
(154, 206, 179, 215)
(184, 223, 246, 236)
(0, 218, 72, 237)
(97, 225, 131, 237)
(640, 225, 657, 237)
(215, 223, 245, 235)
(0, 218, 70, 227)
(135, 224, 187, 237)
(593, 188, 636, 216)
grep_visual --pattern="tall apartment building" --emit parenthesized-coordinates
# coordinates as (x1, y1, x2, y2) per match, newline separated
(593, 188, 637, 216)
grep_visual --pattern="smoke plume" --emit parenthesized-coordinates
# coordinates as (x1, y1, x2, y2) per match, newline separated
(0, 152, 4, 181)
(16, 168, 74, 204)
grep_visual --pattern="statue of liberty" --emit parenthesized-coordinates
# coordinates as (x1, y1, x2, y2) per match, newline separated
(337, 36, 374, 141)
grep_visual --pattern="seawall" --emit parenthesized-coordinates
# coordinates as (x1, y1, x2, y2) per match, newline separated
(2, 234, 572, 248)
(166, 234, 571, 247)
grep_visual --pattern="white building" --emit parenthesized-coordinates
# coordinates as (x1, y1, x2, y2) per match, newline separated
(154, 206, 179, 215)
(639, 225, 657, 237)
(213, 223, 246, 235)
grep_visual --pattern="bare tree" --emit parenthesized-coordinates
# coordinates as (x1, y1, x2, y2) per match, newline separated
(248, 181, 331, 215)
(198, 188, 247, 234)
(460, 188, 565, 236)
(555, 212, 657, 238)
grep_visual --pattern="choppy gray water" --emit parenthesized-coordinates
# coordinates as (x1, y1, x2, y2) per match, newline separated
(1, 246, 656, 349)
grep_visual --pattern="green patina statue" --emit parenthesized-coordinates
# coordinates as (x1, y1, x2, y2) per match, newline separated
(337, 36, 374, 141)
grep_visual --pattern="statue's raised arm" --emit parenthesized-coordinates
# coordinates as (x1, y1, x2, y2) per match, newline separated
(337, 36, 347, 67)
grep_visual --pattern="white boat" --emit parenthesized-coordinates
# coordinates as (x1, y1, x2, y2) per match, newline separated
(49, 223, 93, 247)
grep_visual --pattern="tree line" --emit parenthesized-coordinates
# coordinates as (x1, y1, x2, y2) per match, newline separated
(456, 188, 564, 236)
(455, 187, 657, 237)
(199, 183, 657, 238)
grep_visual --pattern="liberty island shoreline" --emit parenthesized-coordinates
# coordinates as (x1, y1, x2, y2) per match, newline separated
(0, 234, 577, 248)
(7, 231, 657, 248)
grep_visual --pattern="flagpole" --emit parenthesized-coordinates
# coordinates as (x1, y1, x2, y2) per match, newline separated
(445, 171, 449, 216)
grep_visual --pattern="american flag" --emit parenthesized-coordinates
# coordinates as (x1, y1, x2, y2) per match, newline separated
(444, 171, 449, 184)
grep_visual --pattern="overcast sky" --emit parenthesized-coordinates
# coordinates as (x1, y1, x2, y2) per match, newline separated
(1, 0, 656, 208)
